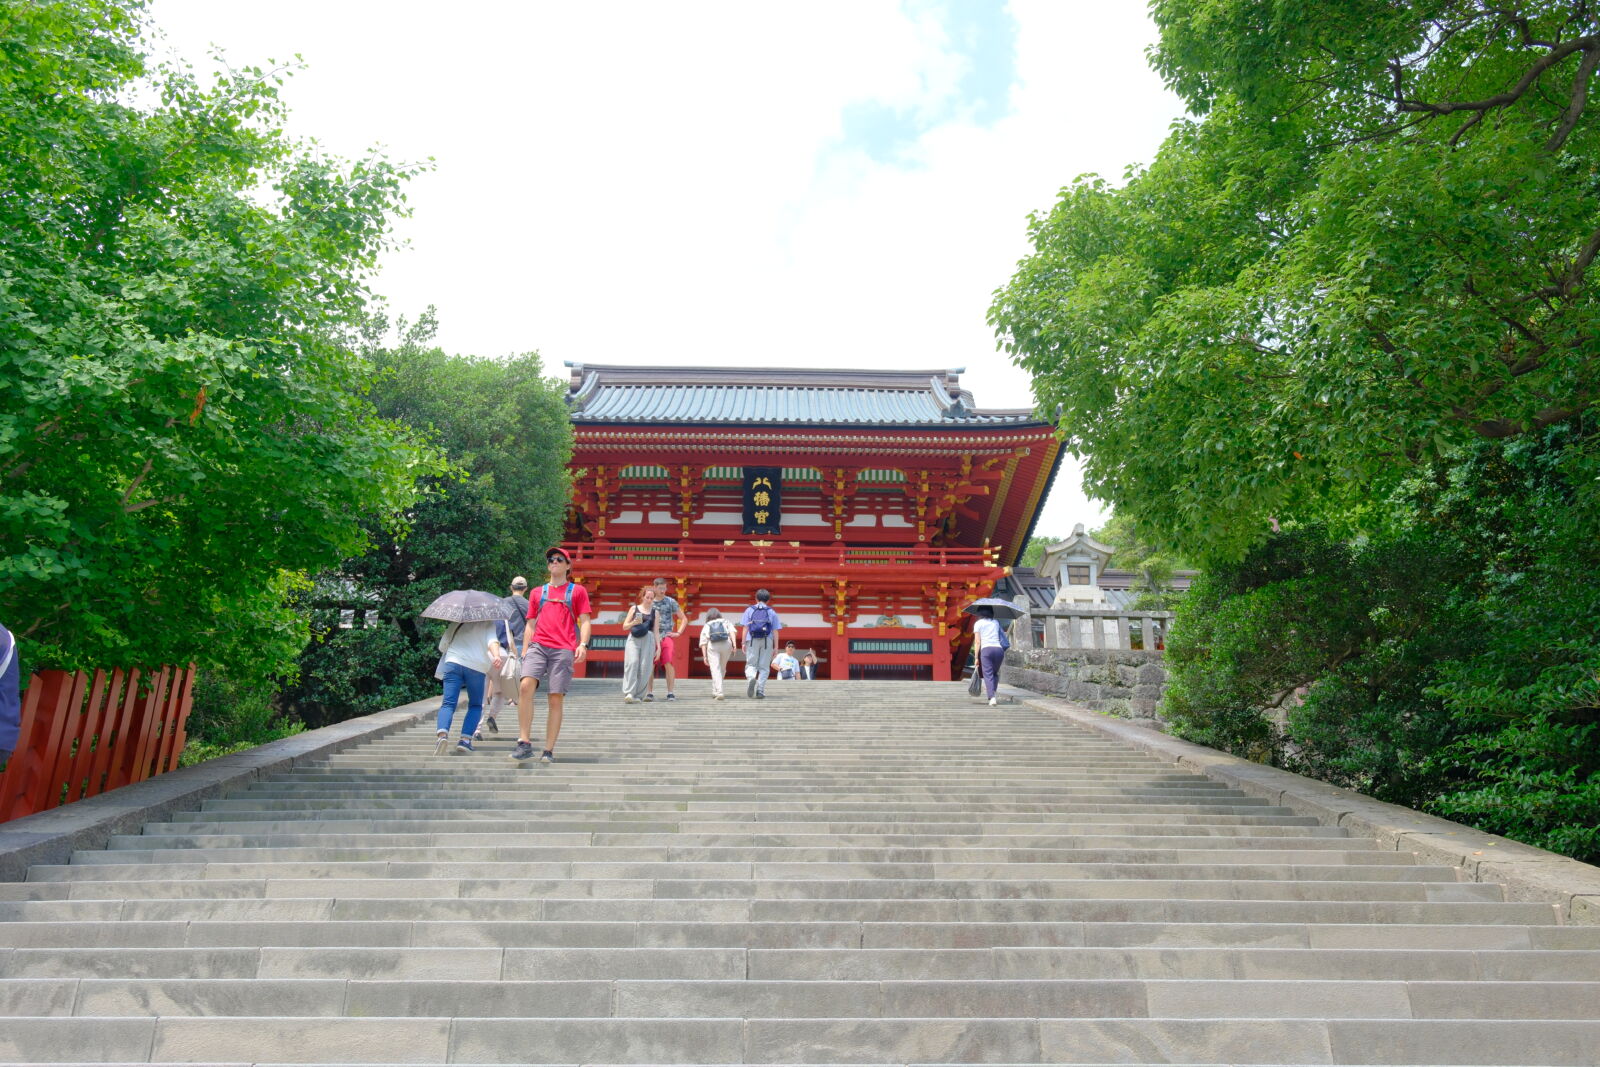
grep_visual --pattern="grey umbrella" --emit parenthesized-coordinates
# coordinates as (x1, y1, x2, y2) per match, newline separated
(962, 596, 1026, 622)
(420, 590, 520, 624)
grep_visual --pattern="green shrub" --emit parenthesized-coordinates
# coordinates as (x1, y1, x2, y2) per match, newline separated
(179, 670, 304, 768)
(1159, 422, 1600, 863)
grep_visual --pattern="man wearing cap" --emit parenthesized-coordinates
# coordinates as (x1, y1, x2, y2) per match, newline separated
(514, 548, 591, 763)
(479, 576, 532, 737)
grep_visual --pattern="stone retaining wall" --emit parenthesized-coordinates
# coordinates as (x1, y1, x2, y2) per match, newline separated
(1002, 647, 1167, 727)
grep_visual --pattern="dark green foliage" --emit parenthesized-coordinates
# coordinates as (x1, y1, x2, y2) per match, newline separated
(1163, 424, 1600, 862)
(1418, 426, 1600, 861)
(179, 669, 304, 767)
(282, 317, 573, 726)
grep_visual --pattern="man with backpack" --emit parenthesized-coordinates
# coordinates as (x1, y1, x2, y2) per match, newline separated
(514, 548, 591, 763)
(739, 589, 783, 699)
(480, 576, 531, 736)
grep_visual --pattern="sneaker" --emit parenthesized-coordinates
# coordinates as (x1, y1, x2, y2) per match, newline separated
(539, 750, 555, 764)
(473, 729, 483, 741)
(643, 693, 655, 702)
(747, 677, 757, 698)
(510, 740, 536, 761)
(988, 697, 998, 707)
(755, 691, 765, 700)
(433, 733, 449, 755)
(714, 693, 724, 701)
(666, 692, 677, 701)
(623, 694, 634, 704)
(485, 715, 499, 734)
(456, 737, 474, 753)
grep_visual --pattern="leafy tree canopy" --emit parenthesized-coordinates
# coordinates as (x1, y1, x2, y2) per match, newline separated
(0, 0, 443, 679)
(991, 1, 1600, 561)
(285, 315, 573, 725)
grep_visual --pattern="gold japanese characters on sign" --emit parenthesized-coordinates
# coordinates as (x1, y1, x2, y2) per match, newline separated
(742, 467, 782, 535)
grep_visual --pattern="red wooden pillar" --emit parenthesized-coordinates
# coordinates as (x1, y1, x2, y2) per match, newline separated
(672, 627, 692, 681)
(931, 631, 952, 681)
(829, 633, 849, 681)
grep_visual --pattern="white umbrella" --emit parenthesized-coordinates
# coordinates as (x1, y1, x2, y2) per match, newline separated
(419, 590, 520, 623)
(962, 597, 1026, 622)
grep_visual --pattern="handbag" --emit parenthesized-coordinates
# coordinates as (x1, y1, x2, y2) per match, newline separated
(628, 606, 652, 639)
(499, 651, 519, 681)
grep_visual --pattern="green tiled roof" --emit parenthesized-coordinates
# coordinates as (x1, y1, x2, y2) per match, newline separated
(566, 363, 1044, 428)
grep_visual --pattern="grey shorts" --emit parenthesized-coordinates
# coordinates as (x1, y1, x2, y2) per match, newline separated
(520, 643, 575, 694)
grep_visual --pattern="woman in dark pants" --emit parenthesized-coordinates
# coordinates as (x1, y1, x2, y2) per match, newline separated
(970, 606, 1010, 706)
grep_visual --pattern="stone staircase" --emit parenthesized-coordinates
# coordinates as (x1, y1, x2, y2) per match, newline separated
(2, 679, 1598, 1065)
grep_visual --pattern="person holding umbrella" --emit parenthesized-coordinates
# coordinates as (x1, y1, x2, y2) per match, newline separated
(964, 597, 1021, 706)
(420, 589, 519, 755)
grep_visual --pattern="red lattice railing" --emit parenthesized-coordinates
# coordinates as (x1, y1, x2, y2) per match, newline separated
(0, 666, 195, 823)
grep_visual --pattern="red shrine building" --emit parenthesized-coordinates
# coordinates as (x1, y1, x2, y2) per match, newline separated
(558, 363, 1062, 681)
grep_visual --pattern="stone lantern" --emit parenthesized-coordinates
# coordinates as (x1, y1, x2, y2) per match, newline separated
(1037, 523, 1113, 648)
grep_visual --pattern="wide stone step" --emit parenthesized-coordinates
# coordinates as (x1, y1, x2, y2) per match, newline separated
(21, 851, 1431, 882)
(4, 918, 1596, 951)
(4, 945, 1598, 981)
(1, 864, 1468, 901)
(0, 895, 1554, 925)
(5, 1014, 1600, 1064)
(7, 976, 1600, 1019)
(0, 873, 1497, 904)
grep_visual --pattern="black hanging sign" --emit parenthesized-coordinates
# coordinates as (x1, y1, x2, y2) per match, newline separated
(742, 467, 782, 535)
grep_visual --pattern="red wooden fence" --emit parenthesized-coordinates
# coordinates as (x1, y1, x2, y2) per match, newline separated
(0, 666, 196, 823)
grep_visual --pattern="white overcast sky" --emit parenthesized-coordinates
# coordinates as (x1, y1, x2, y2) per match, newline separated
(148, 0, 1184, 541)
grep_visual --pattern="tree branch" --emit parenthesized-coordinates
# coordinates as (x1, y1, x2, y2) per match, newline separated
(1545, 44, 1600, 151)
(1397, 36, 1598, 116)
(1468, 404, 1584, 438)
(120, 458, 154, 510)
(1525, 224, 1600, 301)
(124, 495, 180, 514)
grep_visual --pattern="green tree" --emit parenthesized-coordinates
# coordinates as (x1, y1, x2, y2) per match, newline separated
(1018, 535, 1065, 569)
(285, 315, 573, 725)
(990, 1, 1600, 561)
(1090, 513, 1190, 609)
(0, 0, 442, 681)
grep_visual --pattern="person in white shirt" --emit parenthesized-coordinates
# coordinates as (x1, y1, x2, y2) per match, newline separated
(697, 608, 736, 699)
(771, 642, 800, 681)
(434, 620, 497, 754)
(971, 606, 1010, 706)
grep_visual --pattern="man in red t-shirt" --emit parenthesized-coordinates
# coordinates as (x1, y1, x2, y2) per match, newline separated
(514, 547, 592, 763)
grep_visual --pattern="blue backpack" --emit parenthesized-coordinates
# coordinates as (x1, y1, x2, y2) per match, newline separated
(536, 583, 578, 645)
(747, 603, 773, 638)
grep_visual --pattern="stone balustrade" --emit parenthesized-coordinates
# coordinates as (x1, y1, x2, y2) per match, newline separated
(1011, 605, 1174, 653)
